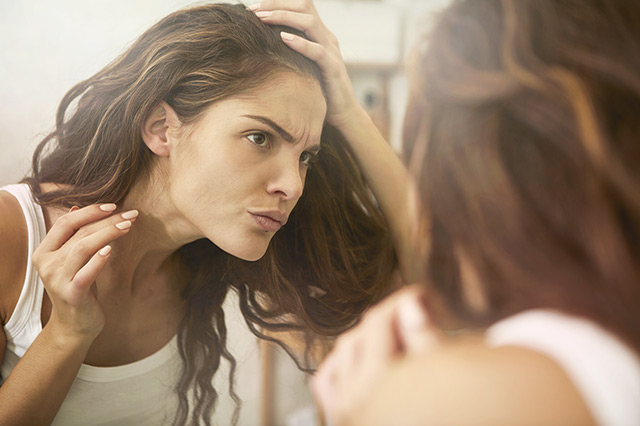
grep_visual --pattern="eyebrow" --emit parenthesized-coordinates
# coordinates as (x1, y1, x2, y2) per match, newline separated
(243, 115, 295, 143)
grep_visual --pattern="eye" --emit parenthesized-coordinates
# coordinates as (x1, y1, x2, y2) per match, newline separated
(300, 151, 319, 167)
(247, 132, 270, 147)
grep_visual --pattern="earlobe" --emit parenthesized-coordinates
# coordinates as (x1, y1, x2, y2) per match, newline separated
(141, 101, 181, 157)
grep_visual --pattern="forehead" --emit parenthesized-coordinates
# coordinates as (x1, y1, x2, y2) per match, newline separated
(239, 72, 324, 104)
(195, 73, 327, 142)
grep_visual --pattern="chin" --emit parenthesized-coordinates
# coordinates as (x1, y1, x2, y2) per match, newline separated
(238, 251, 267, 262)
(209, 230, 273, 262)
(225, 242, 270, 262)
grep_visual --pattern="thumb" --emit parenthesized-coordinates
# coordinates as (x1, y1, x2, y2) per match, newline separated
(395, 292, 442, 354)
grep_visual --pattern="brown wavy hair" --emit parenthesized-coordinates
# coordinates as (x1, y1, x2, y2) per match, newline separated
(405, 0, 640, 353)
(24, 3, 396, 424)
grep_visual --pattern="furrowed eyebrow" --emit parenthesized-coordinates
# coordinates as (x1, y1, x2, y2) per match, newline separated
(242, 115, 295, 143)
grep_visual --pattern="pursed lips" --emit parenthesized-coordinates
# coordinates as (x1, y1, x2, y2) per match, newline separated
(249, 210, 288, 232)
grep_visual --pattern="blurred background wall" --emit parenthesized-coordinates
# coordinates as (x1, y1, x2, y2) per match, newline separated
(0, 1, 451, 424)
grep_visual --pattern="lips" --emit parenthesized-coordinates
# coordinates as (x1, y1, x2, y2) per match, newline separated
(249, 210, 287, 232)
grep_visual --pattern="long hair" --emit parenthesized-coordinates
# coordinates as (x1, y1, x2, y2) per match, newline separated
(405, 0, 640, 353)
(24, 4, 397, 424)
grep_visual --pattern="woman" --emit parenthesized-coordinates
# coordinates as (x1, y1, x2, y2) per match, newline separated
(0, 3, 397, 425)
(255, 0, 640, 425)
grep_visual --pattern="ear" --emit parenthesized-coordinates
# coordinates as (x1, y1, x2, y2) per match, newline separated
(141, 101, 182, 157)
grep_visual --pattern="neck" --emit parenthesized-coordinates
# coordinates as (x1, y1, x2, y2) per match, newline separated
(101, 167, 202, 294)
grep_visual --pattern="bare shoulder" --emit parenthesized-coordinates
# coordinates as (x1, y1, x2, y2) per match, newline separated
(356, 340, 596, 426)
(0, 190, 29, 326)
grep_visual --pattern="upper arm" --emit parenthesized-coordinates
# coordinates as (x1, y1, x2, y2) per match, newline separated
(0, 190, 29, 341)
(353, 343, 596, 426)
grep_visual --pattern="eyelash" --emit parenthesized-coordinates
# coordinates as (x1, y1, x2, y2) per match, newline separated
(245, 132, 319, 167)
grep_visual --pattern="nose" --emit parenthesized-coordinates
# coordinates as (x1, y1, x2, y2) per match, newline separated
(267, 159, 304, 201)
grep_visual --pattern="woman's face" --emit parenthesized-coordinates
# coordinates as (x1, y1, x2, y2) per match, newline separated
(168, 73, 326, 261)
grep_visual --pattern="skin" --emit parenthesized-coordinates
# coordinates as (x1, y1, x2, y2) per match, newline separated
(154, 73, 326, 262)
(252, 1, 597, 425)
(0, 71, 326, 425)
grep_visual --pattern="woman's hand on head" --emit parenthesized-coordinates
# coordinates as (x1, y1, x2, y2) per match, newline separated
(311, 285, 443, 426)
(32, 204, 138, 343)
(250, 0, 360, 129)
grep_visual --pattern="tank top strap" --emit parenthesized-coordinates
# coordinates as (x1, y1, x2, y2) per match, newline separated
(1, 184, 47, 357)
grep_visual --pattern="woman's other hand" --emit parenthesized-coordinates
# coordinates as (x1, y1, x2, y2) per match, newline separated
(311, 285, 443, 426)
(32, 204, 137, 344)
(250, 0, 360, 128)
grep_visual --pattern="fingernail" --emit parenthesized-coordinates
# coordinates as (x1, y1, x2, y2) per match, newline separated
(115, 220, 132, 230)
(255, 10, 272, 18)
(100, 203, 117, 212)
(248, 2, 261, 10)
(397, 294, 429, 331)
(69, 206, 79, 213)
(280, 31, 295, 41)
(121, 210, 139, 220)
(99, 245, 112, 256)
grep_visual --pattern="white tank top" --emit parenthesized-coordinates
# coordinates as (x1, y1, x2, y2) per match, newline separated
(0, 184, 182, 425)
(487, 309, 640, 426)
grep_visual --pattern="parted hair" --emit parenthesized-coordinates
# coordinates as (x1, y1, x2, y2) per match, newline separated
(405, 0, 640, 353)
(24, 3, 396, 424)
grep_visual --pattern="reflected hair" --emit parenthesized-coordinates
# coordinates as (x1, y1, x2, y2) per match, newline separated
(25, 3, 396, 425)
(405, 0, 640, 352)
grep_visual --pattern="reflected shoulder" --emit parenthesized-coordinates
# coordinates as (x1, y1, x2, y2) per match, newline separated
(351, 340, 596, 426)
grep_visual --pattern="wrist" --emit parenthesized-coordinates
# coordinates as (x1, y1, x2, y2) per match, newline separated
(328, 95, 365, 131)
(331, 102, 384, 148)
(43, 316, 101, 352)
